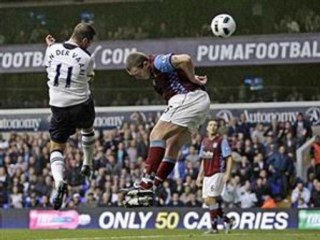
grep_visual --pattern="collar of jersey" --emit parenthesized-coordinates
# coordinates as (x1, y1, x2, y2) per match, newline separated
(64, 40, 79, 46)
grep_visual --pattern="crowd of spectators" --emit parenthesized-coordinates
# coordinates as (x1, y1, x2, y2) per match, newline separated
(1, 4, 320, 110)
(0, 112, 318, 209)
(2, 86, 319, 109)
(1, 3, 320, 45)
(275, 8, 320, 33)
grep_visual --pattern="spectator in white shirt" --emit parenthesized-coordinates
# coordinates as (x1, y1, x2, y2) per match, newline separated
(239, 181, 258, 208)
(291, 181, 311, 208)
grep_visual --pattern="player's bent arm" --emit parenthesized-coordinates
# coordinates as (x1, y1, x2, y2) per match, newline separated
(87, 58, 95, 82)
(45, 35, 56, 47)
(224, 155, 233, 182)
(44, 46, 52, 68)
(171, 54, 207, 86)
(196, 159, 205, 187)
(171, 54, 196, 80)
(87, 71, 95, 82)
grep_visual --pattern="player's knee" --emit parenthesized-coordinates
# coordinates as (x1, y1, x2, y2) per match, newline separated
(204, 197, 217, 206)
(150, 127, 164, 140)
(165, 146, 180, 159)
(150, 121, 178, 140)
(50, 140, 65, 153)
(81, 127, 94, 135)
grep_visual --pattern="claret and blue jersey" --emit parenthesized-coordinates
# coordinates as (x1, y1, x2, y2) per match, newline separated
(199, 135, 232, 176)
(150, 53, 201, 101)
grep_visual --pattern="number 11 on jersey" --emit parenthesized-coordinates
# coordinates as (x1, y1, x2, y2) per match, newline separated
(54, 64, 73, 88)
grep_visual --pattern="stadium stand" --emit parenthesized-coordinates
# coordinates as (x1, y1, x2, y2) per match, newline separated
(0, 112, 317, 209)
(0, 0, 319, 213)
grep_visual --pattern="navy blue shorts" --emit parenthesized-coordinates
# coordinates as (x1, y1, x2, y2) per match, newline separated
(49, 98, 95, 143)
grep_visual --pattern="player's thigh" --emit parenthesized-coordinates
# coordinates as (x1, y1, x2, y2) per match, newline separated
(74, 98, 95, 129)
(160, 90, 210, 132)
(165, 130, 191, 159)
(203, 173, 225, 198)
(150, 120, 187, 140)
(49, 107, 75, 144)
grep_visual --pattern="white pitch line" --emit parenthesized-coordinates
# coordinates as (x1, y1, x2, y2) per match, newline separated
(29, 234, 212, 240)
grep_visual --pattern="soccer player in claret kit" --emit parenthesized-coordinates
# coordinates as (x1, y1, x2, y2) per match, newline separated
(196, 119, 235, 234)
(44, 23, 96, 210)
(123, 52, 211, 207)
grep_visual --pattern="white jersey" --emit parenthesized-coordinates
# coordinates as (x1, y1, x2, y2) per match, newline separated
(45, 41, 94, 107)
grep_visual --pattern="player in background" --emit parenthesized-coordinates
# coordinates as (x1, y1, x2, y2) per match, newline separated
(310, 135, 320, 181)
(196, 119, 234, 234)
(44, 23, 96, 210)
(124, 52, 210, 207)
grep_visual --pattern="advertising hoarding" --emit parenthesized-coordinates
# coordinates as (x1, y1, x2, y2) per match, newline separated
(2, 33, 320, 73)
(0, 208, 301, 230)
(0, 102, 319, 132)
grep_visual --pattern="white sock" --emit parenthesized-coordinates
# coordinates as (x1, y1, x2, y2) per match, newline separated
(81, 130, 95, 167)
(50, 151, 65, 189)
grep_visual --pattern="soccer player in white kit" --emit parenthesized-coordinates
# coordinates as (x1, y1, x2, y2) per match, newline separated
(44, 23, 96, 210)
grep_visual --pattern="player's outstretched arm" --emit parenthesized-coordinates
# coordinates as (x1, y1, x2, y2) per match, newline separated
(45, 35, 56, 46)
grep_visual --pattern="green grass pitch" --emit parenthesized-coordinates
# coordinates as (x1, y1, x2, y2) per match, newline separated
(0, 229, 319, 240)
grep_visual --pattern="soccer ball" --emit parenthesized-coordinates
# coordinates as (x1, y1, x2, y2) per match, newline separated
(211, 14, 236, 38)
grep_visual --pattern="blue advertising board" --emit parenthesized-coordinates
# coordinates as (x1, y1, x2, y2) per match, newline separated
(0, 102, 319, 132)
(0, 208, 301, 230)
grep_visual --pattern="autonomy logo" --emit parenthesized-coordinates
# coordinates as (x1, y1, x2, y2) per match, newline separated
(215, 110, 233, 122)
(0, 118, 42, 131)
(94, 116, 125, 128)
(306, 107, 320, 125)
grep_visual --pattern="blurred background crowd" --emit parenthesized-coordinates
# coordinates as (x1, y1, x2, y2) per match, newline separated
(1, 0, 320, 108)
(1, 1, 320, 44)
(0, 0, 320, 212)
(1, 112, 319, 209)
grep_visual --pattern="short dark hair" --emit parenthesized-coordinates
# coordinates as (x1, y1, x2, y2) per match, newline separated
(208, 119, 219, 124)
(71, 23, 96, 41)
(125, 52, 148, 71)
(206, 119, 220, 128)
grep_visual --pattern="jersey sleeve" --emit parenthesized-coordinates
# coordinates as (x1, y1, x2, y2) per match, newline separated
(153, 54, 175, 73)
(43, 47, 51, 67)
(221, 139, 232, 158)
(87, 57, 94, 74)
(199, 143, 205, 158)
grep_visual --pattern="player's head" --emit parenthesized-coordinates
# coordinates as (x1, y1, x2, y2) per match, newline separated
(207, 119, 219, 136)
(70, 23, 96, 50)
(125, 52, 151, 80)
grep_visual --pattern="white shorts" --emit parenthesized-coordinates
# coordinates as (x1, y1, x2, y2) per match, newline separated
(202, 173, 225, 198)
(160, 90, 210, 132)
